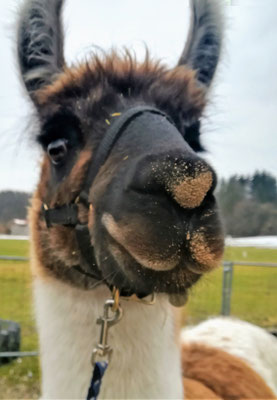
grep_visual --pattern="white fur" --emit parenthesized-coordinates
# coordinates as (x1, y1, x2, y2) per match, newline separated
(34, 278, 183, 399)
(182, 317, 277, 395)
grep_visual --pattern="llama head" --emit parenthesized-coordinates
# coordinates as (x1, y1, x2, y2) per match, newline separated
(17, 0, 224, 299)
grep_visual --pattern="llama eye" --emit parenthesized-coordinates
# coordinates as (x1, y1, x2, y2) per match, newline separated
(47, 139, 68, 165)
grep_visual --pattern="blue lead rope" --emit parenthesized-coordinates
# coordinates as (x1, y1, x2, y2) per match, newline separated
(86, 361, 109, 400)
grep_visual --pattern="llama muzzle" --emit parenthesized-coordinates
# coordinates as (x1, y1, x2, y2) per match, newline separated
(89, 111, 223, 295)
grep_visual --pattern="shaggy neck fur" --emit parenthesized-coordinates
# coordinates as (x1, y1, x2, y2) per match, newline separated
(34, 277, 183, 399)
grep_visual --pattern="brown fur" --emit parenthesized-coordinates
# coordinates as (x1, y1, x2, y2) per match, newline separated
(182, 343, 276, 399)
(35, 51, 205, 129)
(184, 377, 221, 399)
(29, 150, 97, 287)
(38, 149, 92, 207)
(51, 149, 92, 206)
(30, 194, 99, 289)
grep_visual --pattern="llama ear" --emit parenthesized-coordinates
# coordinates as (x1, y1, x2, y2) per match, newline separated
(17, 0, 65, 100)
(178, 0, 224, 88)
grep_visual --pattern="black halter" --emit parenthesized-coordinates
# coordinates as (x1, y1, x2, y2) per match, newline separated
(42, 106, 173, 290)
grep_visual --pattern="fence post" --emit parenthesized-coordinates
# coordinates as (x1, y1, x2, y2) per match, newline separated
(221, 261, 234, 316)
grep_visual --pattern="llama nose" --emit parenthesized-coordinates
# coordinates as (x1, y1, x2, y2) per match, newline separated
(164, 158, 215, 209)
(129, 154, 216, 209)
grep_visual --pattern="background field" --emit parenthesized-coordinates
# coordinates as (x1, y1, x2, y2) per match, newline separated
(0, 241, 39, 399)
(0, 239, 277, 399)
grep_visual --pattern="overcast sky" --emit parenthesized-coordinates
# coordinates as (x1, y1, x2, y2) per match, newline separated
(0, 0, 276, 192)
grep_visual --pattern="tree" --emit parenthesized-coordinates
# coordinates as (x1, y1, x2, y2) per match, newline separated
(216, 171, 277, 237)
(226, 200, 272, 237)
(251, 172, 277, 204)
(0, 191, 30, 223)
(217, 176, 246, 215)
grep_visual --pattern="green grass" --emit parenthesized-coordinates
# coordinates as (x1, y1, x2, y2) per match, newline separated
(0, 240, 40, 399)
(0, 240, 29, 258)
(0, 239, 277, 398)
(185, 247, 277, 328)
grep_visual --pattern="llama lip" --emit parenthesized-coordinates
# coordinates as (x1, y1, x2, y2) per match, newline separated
(90, 190, 224, 295)
(94, 224, 202, 295)
(101, 213, 181, 272)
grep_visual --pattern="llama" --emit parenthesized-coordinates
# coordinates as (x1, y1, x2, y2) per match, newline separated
(182, 317, 277, 397)
(16, 0, 277, 398)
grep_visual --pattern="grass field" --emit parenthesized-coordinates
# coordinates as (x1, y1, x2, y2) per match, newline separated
(186, 246, 277, 328)
(0, 240, 39, 399)
(0, 239, 277, 399)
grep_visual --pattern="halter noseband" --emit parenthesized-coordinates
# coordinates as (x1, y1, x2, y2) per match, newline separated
(42, 105, 173, 293)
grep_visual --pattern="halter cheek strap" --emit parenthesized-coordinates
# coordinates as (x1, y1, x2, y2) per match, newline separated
(42, 106, 174, 291)
(42, 191, 101, 282)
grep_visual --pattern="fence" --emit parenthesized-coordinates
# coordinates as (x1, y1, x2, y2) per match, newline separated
(1, 240, 276, 399)
(1, 255, 277, 361)
(221, 261, 277, 317)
